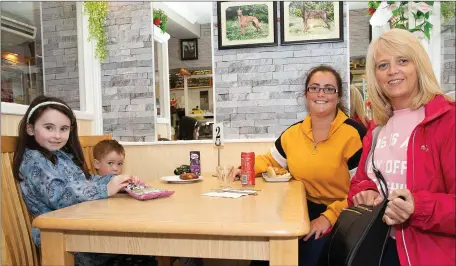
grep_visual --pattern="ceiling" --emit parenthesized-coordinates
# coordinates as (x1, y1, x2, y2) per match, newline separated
(1, 2, 41, 46)
(161, 2, 212, 39)
(162, 2, 212, 24)
(1, 2, 39, 26)
(0, 2, 213, 42)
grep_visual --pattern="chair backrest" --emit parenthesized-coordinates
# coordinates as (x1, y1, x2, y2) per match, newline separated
(178, 116, 199, 140)
(1, 136, 39, 266)
(1, 134, 112, 266)
(79, 134, 112, 174)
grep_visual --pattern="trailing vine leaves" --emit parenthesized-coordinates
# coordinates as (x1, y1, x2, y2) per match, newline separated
(83, 2, 108, 62)
(441, 1, 455, 25)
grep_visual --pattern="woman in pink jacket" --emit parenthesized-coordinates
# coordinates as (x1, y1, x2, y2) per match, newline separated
(348, 29, 455, 266)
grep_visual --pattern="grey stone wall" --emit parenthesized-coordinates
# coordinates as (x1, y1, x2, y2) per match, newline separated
(441, 18, 455, 94)
(42, 2, 80, 109)
(101, 2, 155, 142)
(213, 3, 349, 139)
(349, 9, 370, 58)
(168, 23, 213, 70)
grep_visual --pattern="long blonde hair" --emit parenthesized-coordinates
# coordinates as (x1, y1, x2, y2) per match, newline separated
(350, 85, 367, 127)
(366, 29, 445, 125)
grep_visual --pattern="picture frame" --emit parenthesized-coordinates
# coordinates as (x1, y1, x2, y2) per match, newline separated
(369, 24, 373, 43)
(280, 1, 344, 45)
(188, 76, 213, 89)
(180, 38, 198, 60)
(217, 1, 278, 50)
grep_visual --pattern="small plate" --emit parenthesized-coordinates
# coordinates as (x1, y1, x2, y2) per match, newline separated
(160, 175, 204, 183)
(262, 173, 292, 182)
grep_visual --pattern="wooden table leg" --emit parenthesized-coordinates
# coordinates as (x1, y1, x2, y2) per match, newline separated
(41, 231, 74, 266)
(269, 237, 298, 266)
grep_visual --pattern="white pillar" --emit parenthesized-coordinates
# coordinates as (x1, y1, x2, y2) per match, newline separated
(371, 24, 391, 41)
(76, 2, 103, 134)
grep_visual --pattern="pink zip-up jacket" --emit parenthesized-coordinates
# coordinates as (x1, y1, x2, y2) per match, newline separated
(348, 95, 455, 266)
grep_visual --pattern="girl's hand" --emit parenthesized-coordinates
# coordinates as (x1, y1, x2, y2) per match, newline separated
(383, 189, 415, 225)
(107, 175, 134, 196)
(128, 175, 144, 186)
(303, 215, 331, 241)
(352, 190, 383, 207)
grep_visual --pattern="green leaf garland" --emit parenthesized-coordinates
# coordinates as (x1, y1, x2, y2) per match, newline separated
(83, 2, 108, 62)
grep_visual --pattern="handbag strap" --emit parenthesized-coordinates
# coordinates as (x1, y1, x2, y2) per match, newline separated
(370, 127, 389, 198)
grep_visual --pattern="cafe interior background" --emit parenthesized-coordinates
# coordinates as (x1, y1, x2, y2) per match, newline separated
(0, 1, 454, 169)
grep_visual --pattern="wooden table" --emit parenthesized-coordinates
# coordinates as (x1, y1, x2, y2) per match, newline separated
(33, 174, 309, 266)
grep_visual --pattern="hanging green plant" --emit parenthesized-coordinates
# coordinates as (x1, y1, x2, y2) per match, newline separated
(83, 2, 109, 62)
(153, 9, 168, 33)
(441, 1, 455, 25)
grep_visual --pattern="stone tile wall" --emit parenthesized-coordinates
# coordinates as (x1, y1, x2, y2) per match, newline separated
(42, 1, 80, 109)
(213, 2, 349, 139)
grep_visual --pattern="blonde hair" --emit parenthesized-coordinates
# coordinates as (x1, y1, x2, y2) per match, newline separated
(366, 29, 446, 125)
(350, 85, 367, 127)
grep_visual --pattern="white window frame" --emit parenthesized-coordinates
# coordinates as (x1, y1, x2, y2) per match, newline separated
(1, 2, 102, 134)
(151, 7, 171, 138)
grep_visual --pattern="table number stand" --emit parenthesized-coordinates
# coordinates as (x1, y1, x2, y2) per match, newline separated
(212, 123, 224, 177)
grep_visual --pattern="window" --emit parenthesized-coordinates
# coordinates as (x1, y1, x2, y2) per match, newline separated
(152, 23, 171, 125)
(1, 2, 44, 105)
(1, 2, 102, 132)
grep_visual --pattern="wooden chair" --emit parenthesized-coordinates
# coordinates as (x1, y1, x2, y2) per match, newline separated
(79, 134, 112, 174)
(1, 136, 39, 266)
(1, 134, 111, 266)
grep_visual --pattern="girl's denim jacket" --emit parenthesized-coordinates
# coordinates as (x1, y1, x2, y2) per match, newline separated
(19, 148, 114, 247)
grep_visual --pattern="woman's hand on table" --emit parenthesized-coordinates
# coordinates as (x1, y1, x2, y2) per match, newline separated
(232, 167, 241, 180)
(303, 215, 331, 241)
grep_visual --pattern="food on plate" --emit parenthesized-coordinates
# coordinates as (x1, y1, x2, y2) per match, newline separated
(174, 165, 191, 175)
(266, 166, 291, 178)
(179, 172, 199, 180)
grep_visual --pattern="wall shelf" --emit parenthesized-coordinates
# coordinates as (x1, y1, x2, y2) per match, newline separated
(170, 86, 211, 91)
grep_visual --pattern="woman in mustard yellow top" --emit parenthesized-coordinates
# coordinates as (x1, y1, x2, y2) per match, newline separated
(250, 65, 366, 266)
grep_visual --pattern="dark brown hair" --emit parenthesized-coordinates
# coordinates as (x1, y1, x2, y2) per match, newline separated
(12, 96, 90, 180)
(93, 140, 125, 161)
(304, 65, 348, 116)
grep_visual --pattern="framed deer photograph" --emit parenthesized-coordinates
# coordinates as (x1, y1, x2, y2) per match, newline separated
(280, 1, 344, 45)
(217, 1, 278, 50)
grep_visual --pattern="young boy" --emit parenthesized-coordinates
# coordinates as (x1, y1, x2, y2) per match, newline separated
(92, 140, 204, 266)
(93, 140, 125, 176)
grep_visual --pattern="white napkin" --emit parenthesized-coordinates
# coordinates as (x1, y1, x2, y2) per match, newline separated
(202, 191, 247, 198)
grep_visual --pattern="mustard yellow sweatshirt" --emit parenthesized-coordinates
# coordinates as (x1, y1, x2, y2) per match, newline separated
(255, 110, 366, 225)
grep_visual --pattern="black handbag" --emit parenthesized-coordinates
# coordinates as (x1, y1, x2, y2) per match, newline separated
(319, 127, 393, 266)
